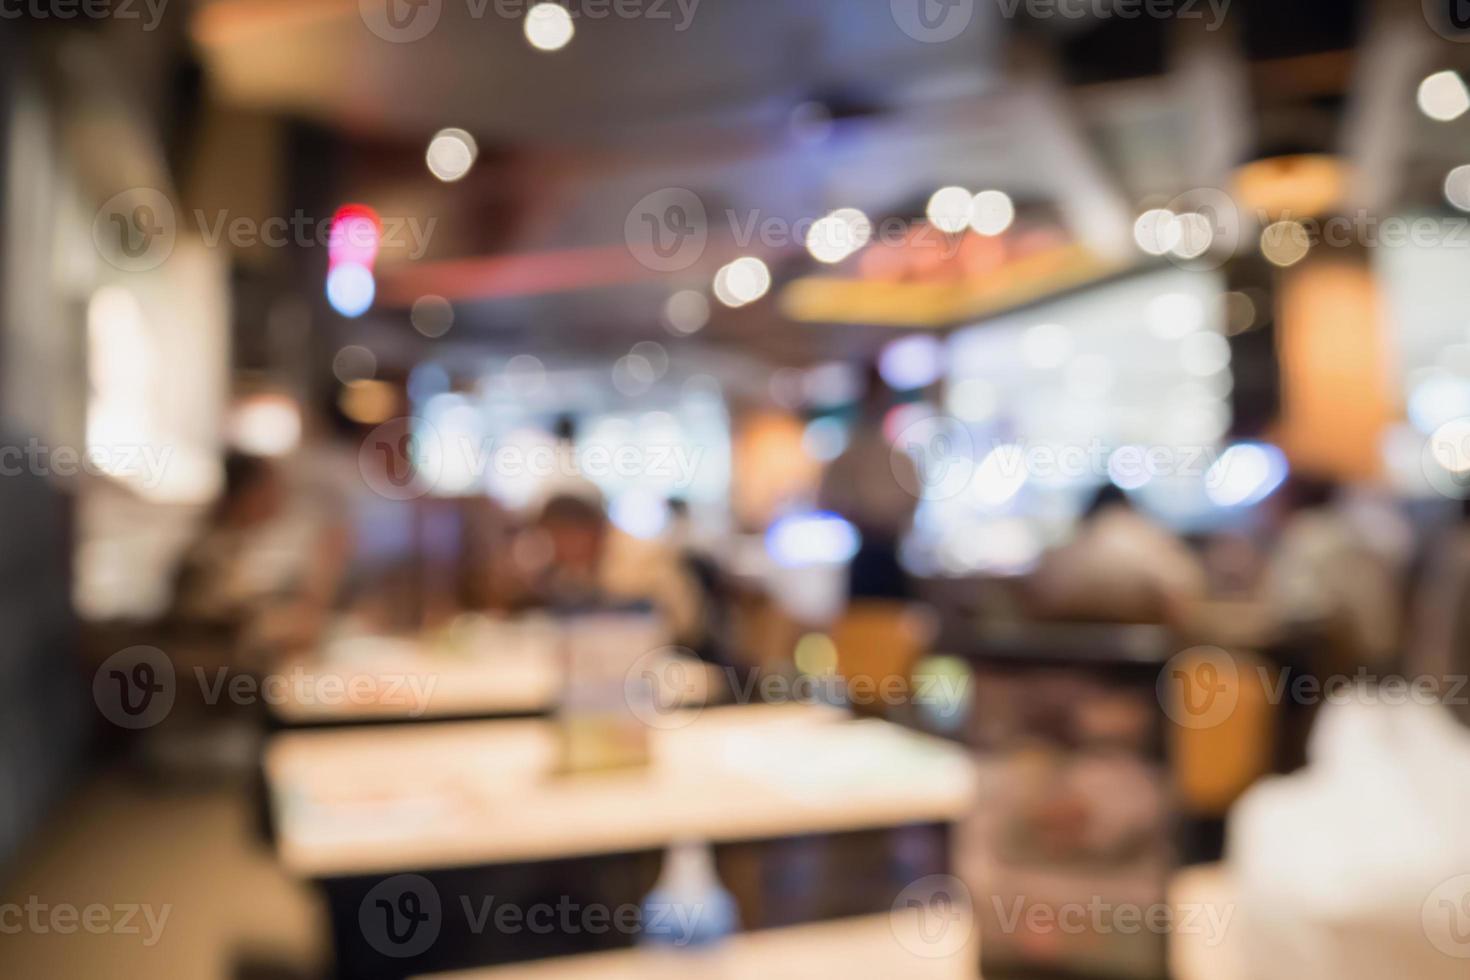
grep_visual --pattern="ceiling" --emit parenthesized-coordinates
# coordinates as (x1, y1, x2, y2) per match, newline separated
(172, 0, 1427, 373)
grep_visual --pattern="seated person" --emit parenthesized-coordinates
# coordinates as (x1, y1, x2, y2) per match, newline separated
(169, 452, 343, 657)
(1027, 485, 1207, 626)
(516, 493, 706, 653)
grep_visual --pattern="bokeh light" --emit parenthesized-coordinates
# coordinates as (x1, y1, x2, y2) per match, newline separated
(525, 3, 574, 51)
(1418, 70, 1470, 122)
(969, 190, 1015, 236)
(326, 263, 375, 318)
(926, 186, 973, 233)
(425, 128, 478, 183)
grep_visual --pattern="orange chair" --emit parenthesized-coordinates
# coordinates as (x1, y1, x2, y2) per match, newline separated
(829, 601, 938, 719)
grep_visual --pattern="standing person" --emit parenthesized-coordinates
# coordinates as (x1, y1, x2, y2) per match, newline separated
(817, 365, 918, 599)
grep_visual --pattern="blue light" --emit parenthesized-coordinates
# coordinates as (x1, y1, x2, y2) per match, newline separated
(408, 362, 451, 405)
(327, 263, 375, 318)
(878, 334, 942, 391)
(765, 511, 862, 568)
(1205, 442, 1289, 508)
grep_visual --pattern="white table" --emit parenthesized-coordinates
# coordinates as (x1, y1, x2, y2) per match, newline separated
(264, 616, 712, 726)
(266, 703, 978, 877)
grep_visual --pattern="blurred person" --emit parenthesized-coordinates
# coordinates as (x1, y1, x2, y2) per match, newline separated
(169, 452, 288, 629)
(663, 497, 740, 671)
(303, 406, 443, 634)
(518, 493, 706, 651)
(817, 365, 918, 599)
(1260, 475, 1401, 674)
(1027, 485, 1207, 626)
(169, 451, 344, 655)
(1407, 497, 1470, 725)
(533, 413, 602, 509)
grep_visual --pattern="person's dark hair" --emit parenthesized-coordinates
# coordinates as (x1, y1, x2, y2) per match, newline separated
(222, 452, 274, 502)
(537, 493, 605, 530)
(1082, 484, 1130, 520)
(552, 414, 578, 443)
(860, 362, 889, 409)
(1281, 474, 1336, 513)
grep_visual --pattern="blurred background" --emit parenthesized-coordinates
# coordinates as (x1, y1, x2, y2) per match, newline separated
(5, 0, 1470, 977)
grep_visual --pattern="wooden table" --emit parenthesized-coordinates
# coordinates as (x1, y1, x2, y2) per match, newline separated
(418, 913, 981, 979)
(265, 704, 977, 977)
(264, 616, 714, 727)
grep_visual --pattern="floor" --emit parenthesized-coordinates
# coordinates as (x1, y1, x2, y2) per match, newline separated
(1, 767, 1236, 980)
(0, 770, 327, 980)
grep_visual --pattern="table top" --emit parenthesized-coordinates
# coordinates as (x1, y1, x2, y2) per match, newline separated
(265, 616, 712, 725)
(266, 703, 978, 877)
(417, 913, 980, 980)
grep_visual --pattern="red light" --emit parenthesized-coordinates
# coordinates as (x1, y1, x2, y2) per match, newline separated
(329, 204, 382, 270)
